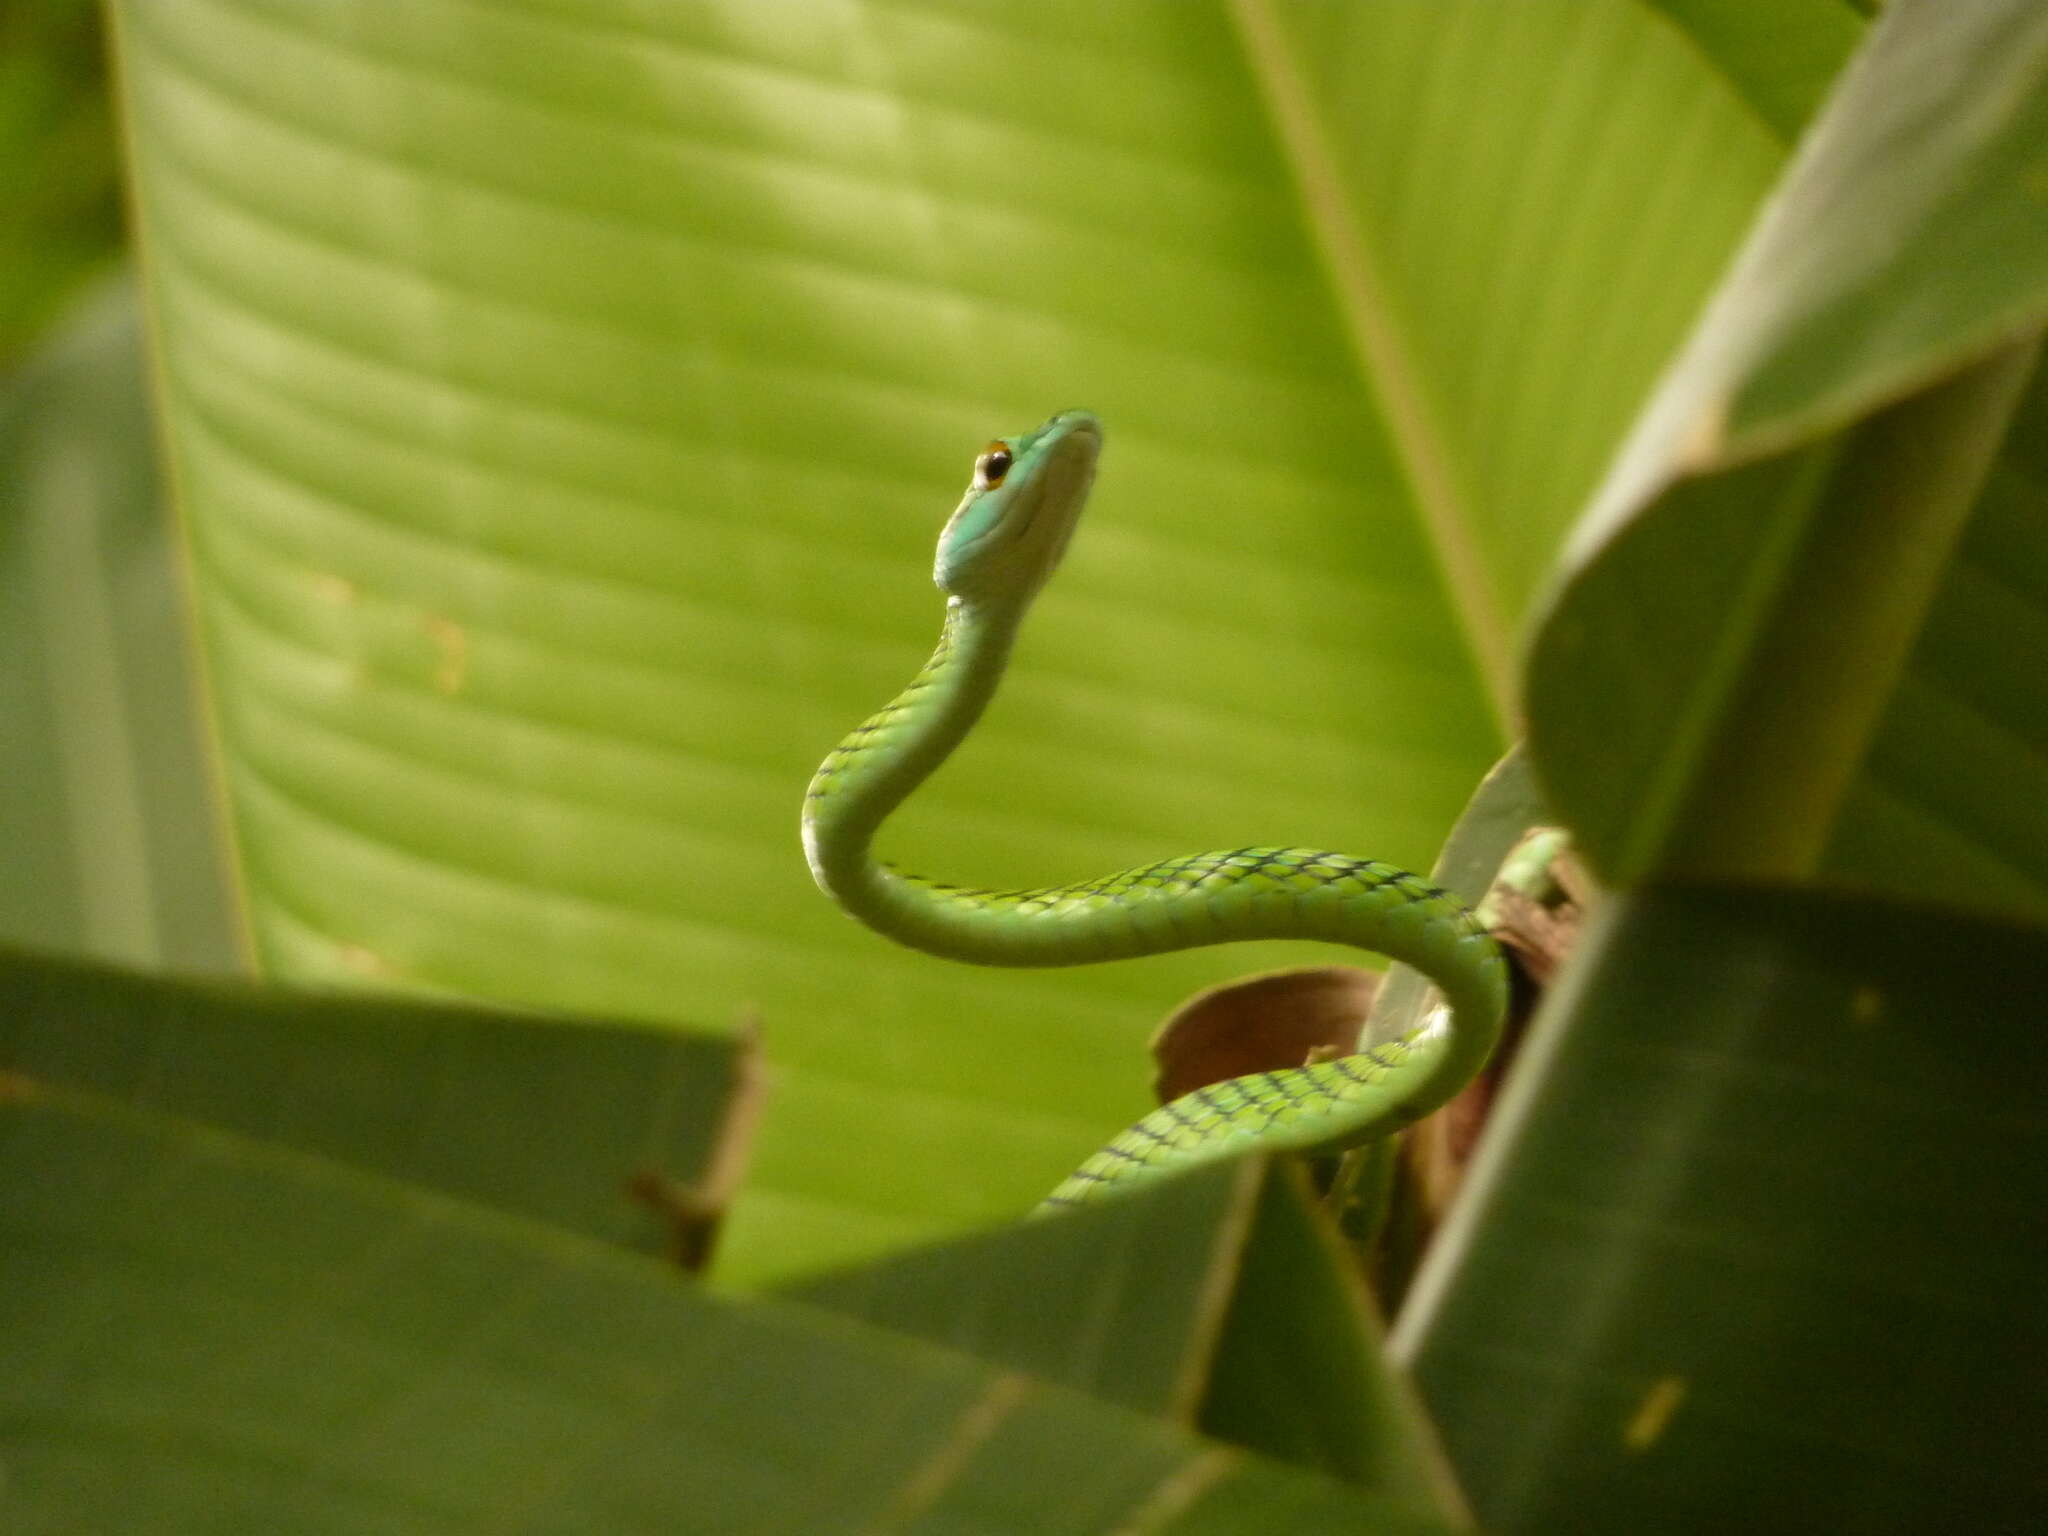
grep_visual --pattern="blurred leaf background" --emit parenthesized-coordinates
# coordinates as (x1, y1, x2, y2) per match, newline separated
(8, 2, 2048, 1528)
(0, 0, 122, 363)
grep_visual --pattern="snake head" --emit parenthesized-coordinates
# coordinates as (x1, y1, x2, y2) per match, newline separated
(934, 409, 1101, 607)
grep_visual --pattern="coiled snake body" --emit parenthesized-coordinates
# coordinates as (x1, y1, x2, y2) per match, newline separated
(804, 410, 1507, 1210)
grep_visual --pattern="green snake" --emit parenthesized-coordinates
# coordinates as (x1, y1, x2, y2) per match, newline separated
(804, 410, 1508, 1211)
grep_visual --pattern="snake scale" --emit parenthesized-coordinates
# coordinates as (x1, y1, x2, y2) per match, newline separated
(804, 410, 1508, 1211)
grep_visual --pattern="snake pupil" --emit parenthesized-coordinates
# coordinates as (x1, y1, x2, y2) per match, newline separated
(978, 445, 1012, 487)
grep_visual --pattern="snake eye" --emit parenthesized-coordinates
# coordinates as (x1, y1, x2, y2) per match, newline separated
(975, 443, 1013, 489)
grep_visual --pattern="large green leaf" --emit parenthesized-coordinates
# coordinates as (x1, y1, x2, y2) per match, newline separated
(791, 1158, 1459, 1505)
(3, 951, 1457, 1526)
(1534, 346, 2035, 885)
(1, 1085, 1453, 1534)
(1397, 10, 2048, 1518)
(107, 0, 1842, 1281)
(1234, 0, 1850, 651)
(0, 942, 749, 1255)
(789, 1161, 1271, 1421)
(1195, 1160, 1459, 1503)
(1526, 0, 2048, 912)
(1827, 354, 2048, 916)
(1393, 884, 2048, 1531)
(0, 280, 237, 968)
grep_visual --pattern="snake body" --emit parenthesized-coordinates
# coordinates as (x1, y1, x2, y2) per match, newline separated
(804, 410, 1508, 1210)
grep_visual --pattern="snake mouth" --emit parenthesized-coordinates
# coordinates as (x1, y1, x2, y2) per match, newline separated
(1007, 425, 1093, 537)
(1007, 410, 1099, 546)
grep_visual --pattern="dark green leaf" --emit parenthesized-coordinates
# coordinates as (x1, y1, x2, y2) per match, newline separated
(788, 1160, 1265, 1421)
(0, 943, 748, 1256)
(1821, 356, 2048, 917)
(792, 1158, 1460, 1510)
(1527, 0, 2048, 907)
(1396, 884, 2048, 1531)
(1, 1086, 1451, 1533)
(1200, 1162, 1457, 1505)
(1531, 343, 2034, 886)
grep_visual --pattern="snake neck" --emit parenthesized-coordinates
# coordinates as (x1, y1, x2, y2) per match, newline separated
(805, 595, 1508, 1099)
(804, 596, 1021, 927)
